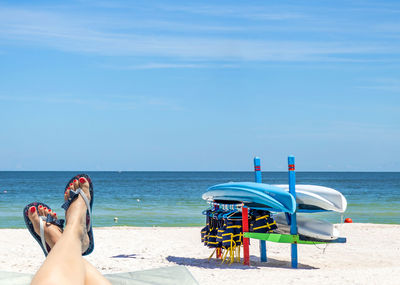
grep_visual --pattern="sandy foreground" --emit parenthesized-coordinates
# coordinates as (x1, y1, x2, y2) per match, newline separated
(0, 224, 399, 285)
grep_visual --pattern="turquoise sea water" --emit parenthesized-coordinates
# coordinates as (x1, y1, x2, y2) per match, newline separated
(0, 171, 399, 228)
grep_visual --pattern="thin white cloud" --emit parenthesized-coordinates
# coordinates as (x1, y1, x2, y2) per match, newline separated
(77, 0, 305, 21)
(158, 4, 304, 21)
(255, 120, 400, 141)
(103, 63, 238, 70)
(357, 78, 400, 92)
(0, 4, 399, 62)
(0, 94, 183, 111)
(0, 24, 393, 61)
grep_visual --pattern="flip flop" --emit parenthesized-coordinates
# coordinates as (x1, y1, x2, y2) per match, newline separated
(23, 202, 65, 257)
(61, 174, 94, 256)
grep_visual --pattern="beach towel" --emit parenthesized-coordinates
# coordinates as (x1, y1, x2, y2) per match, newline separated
(0, 266, 198, 285)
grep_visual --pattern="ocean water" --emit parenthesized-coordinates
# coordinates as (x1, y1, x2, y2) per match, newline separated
(0, 171, 399, 228)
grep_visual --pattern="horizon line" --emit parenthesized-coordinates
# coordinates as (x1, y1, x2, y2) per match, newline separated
(0, 170, 399, 173)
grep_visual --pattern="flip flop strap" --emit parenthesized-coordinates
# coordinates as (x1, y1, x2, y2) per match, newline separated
(38, 214, 65, 257)
(39, 216, 48, 256)
(44, 214, 65, 228)
(61, 188, 92, 230)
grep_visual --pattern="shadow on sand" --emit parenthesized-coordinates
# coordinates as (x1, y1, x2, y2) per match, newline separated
(166, 255, 317, 270)
(111, 254, 137, 259)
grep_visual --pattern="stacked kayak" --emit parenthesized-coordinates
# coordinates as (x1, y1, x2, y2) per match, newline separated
(202, 182, 347, 240)
(273, 184, 347, 213)
(203, 182, 296, 213)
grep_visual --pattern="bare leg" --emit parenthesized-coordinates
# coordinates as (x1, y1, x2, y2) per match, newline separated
(30, 178, 110, 285)
(27, 205, 109, 284)
(83, 259, 111, 285)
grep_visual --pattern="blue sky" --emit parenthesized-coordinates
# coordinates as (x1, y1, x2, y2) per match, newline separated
(0, 0, 399, 171)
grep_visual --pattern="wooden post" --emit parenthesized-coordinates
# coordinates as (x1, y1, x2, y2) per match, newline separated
(242, 205, 250, 265)
(254, 157, 267, 262)
(288, 156, 298, 268)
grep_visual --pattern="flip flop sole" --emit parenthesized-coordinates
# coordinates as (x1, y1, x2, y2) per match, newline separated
(23, 202, 54, 256)
(64, 174, 94, 256)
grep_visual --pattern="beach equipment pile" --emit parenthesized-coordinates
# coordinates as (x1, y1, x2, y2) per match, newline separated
(201, 156, 348, 267)
(201, 207, 277, 264)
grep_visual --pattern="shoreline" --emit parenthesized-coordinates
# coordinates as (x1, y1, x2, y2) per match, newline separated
(1, 224, 400, 284)
(1, 221, 399, 230)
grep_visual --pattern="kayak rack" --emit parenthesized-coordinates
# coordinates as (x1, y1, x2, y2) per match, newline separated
(240, 156, 346, 268)
(240, 156, 300, 267)
(243, 232, 346, 245)
(208, 202, 243, 212)
(202, 156, 346, 268)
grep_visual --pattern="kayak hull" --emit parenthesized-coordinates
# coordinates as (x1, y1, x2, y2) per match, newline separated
(274, 184, 347, 213)
(273, 213, 339, 240)
(203, 182, 296, 214)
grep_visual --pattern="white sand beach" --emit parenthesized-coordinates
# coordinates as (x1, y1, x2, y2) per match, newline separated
(1, 224, 399, 285)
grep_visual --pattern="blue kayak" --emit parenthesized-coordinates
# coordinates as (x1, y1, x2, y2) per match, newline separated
(203, 182, 296, 214)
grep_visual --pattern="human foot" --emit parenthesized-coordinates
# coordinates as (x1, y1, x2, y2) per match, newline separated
(24, 202, 63, 256)
(63, 175, 94, 255)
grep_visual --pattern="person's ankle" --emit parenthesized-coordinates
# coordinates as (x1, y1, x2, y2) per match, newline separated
(66, 220, 85, 236)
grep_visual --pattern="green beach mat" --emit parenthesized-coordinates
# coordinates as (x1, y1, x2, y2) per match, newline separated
(243, 232, 346, 244)
(0, 266, 198, 285)
(0, 271, 32, 285)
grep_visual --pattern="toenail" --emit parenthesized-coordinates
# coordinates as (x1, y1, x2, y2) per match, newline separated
(70, 183, 73, 186)
(30, 206, 36, 213)
(79, 177, 86, 183)
(74, 180, 78, 183)
(39, 205, 43, 208)
(43, 207, 47, 211)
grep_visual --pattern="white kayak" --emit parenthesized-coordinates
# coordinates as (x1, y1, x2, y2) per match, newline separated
(273, 213, 340, 240)
(273, 184, 347, 213)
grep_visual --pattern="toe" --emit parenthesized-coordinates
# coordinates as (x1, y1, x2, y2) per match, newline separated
(72, 178, 79, 190)
(78, 177, 88, 188)
(76, 176, 91, 201)
(27, 206, 38, 222)
(38, 204, 44, 216)
(45, 207, 52, 216)
(78, 177, 90, 194)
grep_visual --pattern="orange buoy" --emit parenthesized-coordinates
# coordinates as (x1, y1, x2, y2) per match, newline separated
(344, 218, 353, 223)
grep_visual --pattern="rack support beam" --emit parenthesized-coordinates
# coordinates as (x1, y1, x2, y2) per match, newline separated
(242, 206, 250, 265)
(288, 156, 298, 268)
(254, 157, 267, 262)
